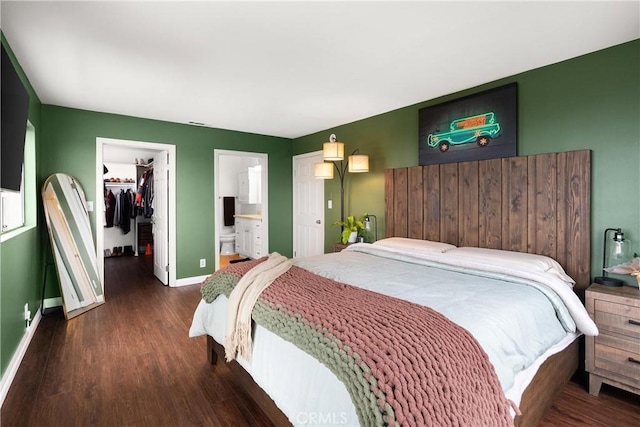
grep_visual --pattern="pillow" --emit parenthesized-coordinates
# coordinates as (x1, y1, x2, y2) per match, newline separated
(446, 247, 575, 286)
(373, 237, 456, 253)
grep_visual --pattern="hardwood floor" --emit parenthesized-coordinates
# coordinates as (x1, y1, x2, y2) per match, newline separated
(1, 256, 273, 427)
(2, 256, 639, 426)
(541, 377, 640, 426)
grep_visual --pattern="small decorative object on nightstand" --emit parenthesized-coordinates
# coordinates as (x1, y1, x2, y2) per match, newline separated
(585, 283, 640, 397)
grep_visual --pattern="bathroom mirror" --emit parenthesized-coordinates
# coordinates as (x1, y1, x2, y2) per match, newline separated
(42, 173, 104, 319)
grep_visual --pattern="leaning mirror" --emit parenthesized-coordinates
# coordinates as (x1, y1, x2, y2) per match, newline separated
(42, 173, 104, 319)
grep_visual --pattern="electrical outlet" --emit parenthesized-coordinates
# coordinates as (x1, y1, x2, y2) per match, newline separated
(24, 303, 31, 328)
(199, 258, 206, 268)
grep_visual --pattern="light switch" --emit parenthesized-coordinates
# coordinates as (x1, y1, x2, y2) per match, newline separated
(328, 200, 333, 209)
(87, 201, 94, 212)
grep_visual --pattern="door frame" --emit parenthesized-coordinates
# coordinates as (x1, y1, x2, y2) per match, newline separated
(95, 137, 177, 287)
(292, 150, 325, 257)
(214, 149, 268, 271)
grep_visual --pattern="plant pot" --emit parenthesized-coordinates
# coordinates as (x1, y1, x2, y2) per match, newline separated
(347, 231, 358, 243)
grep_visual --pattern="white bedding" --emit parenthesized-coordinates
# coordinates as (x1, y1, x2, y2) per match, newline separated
(190, 243, 596, 426)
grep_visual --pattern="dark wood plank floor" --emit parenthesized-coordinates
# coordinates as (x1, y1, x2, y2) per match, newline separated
(2, 256, 639, 426)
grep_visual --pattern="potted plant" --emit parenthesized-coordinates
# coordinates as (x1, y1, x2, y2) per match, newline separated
(333, 213, 367, 244)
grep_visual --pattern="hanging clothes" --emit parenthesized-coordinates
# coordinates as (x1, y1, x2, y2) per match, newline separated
(141, 169, 154, 218)
(136, 173, 146, 209)
(129, 190, 137, 219)
(114, 190, 122, 227)
(105, 190, 116, 228)
(120, 189, 132, 234)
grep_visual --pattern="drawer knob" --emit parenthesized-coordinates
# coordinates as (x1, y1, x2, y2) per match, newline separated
(628, 319, 640, 326)
(628, 357, 640, 365)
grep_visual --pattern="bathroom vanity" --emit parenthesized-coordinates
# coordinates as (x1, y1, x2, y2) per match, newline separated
(234, 214, 263, 259)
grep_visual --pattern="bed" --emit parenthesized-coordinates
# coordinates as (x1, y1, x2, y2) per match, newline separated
(190, 150, 593, 426)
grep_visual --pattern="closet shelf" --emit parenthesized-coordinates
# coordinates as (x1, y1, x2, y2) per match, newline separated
(105, 181, 137, 187)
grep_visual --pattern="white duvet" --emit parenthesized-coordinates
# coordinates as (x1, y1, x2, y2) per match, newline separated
(190, 243, 597, 426)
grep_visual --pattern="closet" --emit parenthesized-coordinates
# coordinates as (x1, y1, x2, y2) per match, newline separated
(103, 160, 154, 257)
(98, 137, 175, 287)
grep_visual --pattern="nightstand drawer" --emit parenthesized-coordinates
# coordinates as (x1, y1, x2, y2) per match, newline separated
(595, 300, 640, 339)
(596, 333, 640, 355)
(595, 342, 640, 383)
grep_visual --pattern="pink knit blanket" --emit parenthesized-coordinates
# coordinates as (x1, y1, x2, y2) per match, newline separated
(203, 258, 515, 426)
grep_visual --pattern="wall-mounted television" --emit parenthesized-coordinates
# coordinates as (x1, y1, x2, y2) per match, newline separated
(1, 43, 31, 192)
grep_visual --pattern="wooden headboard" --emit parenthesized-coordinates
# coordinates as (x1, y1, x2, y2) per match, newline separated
(385, 150, 591, 291)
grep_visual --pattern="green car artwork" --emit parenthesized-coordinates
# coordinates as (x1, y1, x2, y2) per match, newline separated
(427, 112, 501, 152)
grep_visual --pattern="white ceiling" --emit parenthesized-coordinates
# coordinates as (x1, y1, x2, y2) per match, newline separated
(2, 1, 638, 139)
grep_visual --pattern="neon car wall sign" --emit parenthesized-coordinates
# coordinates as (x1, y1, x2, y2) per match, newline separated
(426, 112, 501, 152)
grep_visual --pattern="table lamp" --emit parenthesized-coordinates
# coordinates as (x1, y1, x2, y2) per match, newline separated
(594, 228, 631, 287)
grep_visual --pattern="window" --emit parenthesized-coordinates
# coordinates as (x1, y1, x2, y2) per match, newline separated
(1, 175, 25, 232)
(1, 121, 35, 239)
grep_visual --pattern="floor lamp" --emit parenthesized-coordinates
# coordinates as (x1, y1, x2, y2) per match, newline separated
(314, 134, 369, 224)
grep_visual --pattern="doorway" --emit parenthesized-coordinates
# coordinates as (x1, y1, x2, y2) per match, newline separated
(95, 137, 177, 287)
(292, 151, 325, 257)
(213, 150, 268, 271)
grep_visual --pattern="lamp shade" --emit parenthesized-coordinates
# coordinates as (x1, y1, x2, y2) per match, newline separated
(323, 142, 344, 161)
(348, 155, 369, 173)
(314, 162, 334, 179)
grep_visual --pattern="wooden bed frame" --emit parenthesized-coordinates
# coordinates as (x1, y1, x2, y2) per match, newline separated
(207, 150, 591, 427)
(207, 336, 579, 427)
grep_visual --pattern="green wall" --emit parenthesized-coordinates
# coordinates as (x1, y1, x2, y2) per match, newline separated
(0, 36, 43, 377)
(2, 32, 294, 378)
(2, 33, 638, 381)
(293, 39, 640, 285)
(40, 106, 293, 288)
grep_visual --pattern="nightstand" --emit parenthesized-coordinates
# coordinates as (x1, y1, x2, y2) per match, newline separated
(333, 243, 352, 252)
(585, 283, 640, 396)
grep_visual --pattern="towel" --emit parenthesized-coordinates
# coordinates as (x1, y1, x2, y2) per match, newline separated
(223, 196, 235, 226)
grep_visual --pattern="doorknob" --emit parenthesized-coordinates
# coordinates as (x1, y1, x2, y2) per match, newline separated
(316, 220, 321, 224)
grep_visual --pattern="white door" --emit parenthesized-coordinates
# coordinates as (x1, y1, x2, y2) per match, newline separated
(153, 150, 169, 284)
(293, 151, 325, 258)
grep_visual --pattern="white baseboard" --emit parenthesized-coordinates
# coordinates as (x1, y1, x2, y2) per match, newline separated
(174, 274, 209, 287)
(0, 309, 42, 408)
(43, 297, 63, 309)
